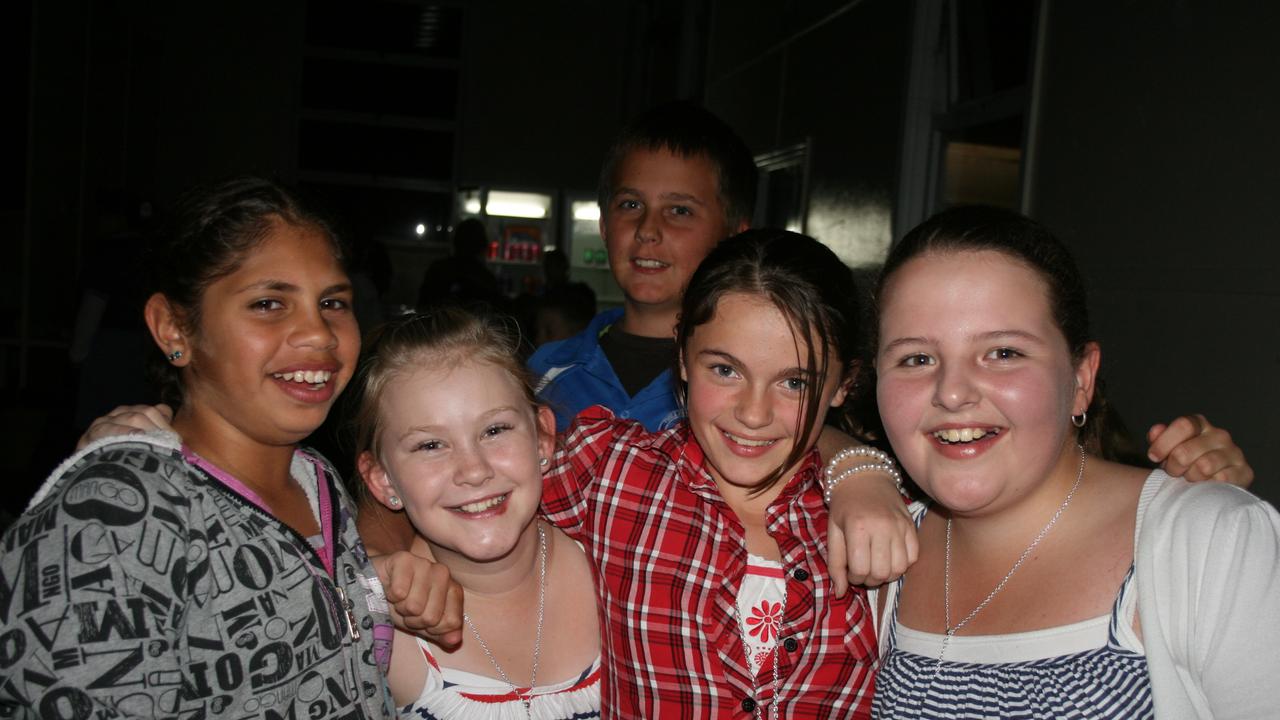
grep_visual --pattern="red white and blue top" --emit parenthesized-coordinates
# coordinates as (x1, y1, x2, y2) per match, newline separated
(400, 639, 600, 720)
(540, 406, 878, 719)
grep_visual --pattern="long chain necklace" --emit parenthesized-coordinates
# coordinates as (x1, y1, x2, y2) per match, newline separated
(735, 572, 787, 720)
(463, 522, 547, 718)
(939, 444, 1086, 662)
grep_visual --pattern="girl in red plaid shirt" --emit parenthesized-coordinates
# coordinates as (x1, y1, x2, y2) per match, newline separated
(541, 228, 883, 719)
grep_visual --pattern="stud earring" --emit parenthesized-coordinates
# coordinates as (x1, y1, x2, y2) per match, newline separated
(388, 496, 402, 508)
(1071, 411, 1087, 428)
(539, 457, 549, 467)
(167, 350, 183, 362)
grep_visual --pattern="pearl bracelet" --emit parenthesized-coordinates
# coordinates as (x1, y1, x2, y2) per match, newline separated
(822, 446, 906, 505)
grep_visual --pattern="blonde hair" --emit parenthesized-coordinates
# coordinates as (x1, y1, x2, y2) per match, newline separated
(346, 308, 537, 466)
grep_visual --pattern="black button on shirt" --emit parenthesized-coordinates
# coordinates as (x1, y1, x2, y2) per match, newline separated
(741, 698, 757, 712)
(793, 568, 810, 581)
(783, 636, 798, 652)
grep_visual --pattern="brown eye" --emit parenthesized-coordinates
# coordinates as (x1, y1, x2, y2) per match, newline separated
(985, 347, 1023, 361)
(900, 354, 932, 368)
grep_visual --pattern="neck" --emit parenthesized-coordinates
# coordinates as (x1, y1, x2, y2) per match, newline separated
(422, 521, 544, 598)
(172, 405, 296, 495)
(616, 301, 679, 338)
(714, 473, 789, 527)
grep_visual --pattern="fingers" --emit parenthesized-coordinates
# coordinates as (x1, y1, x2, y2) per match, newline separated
(838, 511, 917, 588)
(77, 404, 177, 451)
(904, 521, 920, 567)
(1145, 414, 1205, 464)
(1170, 444, 1252, 486)
(1145, 422, 1167, 446)
(378, 552, 464, 646)
(843, 522, 874, 587)
(141, 403, 175, 426)
(827, 527, 848, 598)
(1149, 415, 1253, 488)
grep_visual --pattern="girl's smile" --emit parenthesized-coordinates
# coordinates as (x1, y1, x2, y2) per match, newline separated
(926, 422, 1005, 459)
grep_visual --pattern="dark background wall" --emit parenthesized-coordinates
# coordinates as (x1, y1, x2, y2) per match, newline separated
(1029, 1, 1279, 504)
(4, 0, 1277, 510)
(704, 0, 911, 266)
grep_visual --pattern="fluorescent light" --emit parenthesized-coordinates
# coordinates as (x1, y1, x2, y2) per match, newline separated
(486, 190, 551, 219)
(573, 202, 600, 221)
(464, 197, 482, 214)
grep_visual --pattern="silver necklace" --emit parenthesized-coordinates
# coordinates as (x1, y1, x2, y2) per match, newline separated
(735, 570, 787, 720)
(463, 522, 547, 718)
(940, 444, 1086, 662)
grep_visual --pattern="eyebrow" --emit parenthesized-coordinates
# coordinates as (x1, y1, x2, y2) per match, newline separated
(235, 279, 352, 296)
(613, 187, 708, 207)
(396, 405, 523, 441)
(975, 329, 1045, 344)
(880, 329, 1047, 354)
(879, 336, 929, 354)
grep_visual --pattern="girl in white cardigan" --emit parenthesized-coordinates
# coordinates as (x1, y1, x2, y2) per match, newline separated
(867, 206, 1280, 719)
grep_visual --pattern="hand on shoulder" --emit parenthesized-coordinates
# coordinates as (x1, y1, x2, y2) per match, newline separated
(76, 403, 176, 450)
(1145, 414, 1252, 487)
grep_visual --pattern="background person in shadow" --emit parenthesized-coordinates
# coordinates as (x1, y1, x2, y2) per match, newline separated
(533, 249, 597, 347)
(417, 217, 502, 310)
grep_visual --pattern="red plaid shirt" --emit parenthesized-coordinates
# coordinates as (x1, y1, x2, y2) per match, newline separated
(542, 406, 877, 718)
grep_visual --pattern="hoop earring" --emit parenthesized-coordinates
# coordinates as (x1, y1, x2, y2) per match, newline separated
(539, 457, 548, 467)
(1071, 411, 1087, 428)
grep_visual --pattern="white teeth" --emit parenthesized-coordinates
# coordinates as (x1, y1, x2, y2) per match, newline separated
(634, 258, 668, 269)
(934, 427, 993, 444)
(455, 494, 506, 514)
(725, 431, 775, 447)
(273, 370, 332, 385)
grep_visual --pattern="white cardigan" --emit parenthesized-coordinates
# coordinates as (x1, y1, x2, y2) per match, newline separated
(1135, 470, 1280, 718)
(872, 470, 1280, 718)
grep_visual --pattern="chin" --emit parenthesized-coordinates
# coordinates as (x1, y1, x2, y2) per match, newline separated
(925, 480, 1004, 516)
(707, 459, 776, 490)
(457, 535, 523, 562)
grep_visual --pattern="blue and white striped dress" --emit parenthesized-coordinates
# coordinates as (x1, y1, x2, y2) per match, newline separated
(873, 513, 1153, 719)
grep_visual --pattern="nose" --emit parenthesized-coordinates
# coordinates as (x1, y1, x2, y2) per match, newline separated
(932, 360, 980, 411)
(454, 442, 494, 486)
(290, 303, 339, 351)
(636, 207, 661, 244)
(734, 385, 774, 429)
